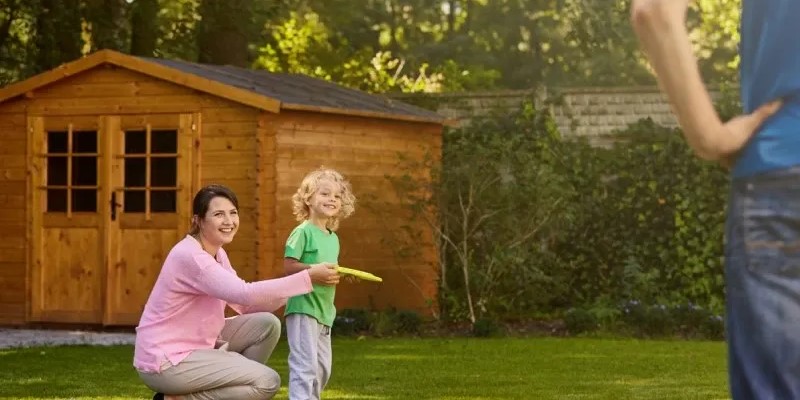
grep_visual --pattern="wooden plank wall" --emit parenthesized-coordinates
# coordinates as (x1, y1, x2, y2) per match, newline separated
(255, 113, 278, 281)
(197, 104, 260, 282)
(272, 111, 442, 316)
(0, 98, 28, 324)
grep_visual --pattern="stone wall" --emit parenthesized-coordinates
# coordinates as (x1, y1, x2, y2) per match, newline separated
(393, 86, 711, 142)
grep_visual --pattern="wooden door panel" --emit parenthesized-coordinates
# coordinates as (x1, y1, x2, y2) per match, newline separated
(37, 228, 103, 322)
(107, 228, 178, 325)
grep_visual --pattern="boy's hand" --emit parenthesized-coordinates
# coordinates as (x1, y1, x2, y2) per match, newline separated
(308, 262, 340, 285)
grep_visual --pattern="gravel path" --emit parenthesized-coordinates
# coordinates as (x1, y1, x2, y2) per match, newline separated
(0, 328, 135, 349)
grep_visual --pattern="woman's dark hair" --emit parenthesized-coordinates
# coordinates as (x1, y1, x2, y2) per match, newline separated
(189, 184, 239, 235)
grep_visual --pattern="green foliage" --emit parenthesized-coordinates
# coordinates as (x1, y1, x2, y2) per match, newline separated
(386, 101, 575, 324)
(0, 0, 39, 84)
(564, 308, 599, 335)
(253, 9, 443, 93)
(388, 92, 735, 335)
(472, 317, 503, 337)
(33, 0, 83, 73)
(333, 309, 424, 337)
(154, 0, 200, 60)
(557, 119, 729, 312)
(0, 0, 742, 90)
(333, 308, 372, 336)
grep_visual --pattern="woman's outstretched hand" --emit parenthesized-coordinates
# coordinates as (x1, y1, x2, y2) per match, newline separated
(308, 263, 340, 285)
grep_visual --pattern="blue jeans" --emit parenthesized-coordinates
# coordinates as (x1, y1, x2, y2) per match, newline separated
(726, 167, 800, 399)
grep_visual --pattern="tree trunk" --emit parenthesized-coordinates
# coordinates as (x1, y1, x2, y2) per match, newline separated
(196, 0, 250, 66)
(129, 0, 158, 56)
(85, 0, 128, 51)
(447, 0, 456, 37)
(35, 0, 83, 72)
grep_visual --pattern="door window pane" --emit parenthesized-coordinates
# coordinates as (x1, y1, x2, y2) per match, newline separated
(151, 191, 176, 213)
(151, 158, 176, 187)
(43, 128, 99, 214)
(124, 158, 146, 187)
(47, 189, 67, 212)
(72, 157, 97, 186)
(125, 130, 147, 154)
(124, 191, 146, 213)
(151, 130, 177, 153)
(122, 126, 179, 214)
(47, 131, 68, 153)
(72, 189, 97, 212)
(47, 157, 67, 186)
(73, 131, 97, 153)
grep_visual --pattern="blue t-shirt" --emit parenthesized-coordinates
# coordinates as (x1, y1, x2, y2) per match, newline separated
(733, 0, 800, 178)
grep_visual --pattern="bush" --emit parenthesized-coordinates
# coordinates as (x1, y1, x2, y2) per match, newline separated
(472, 317, 503, 337)
(334, 309, 424, 337)
(619, 300, 725, 339)
(388, 93, 736, 327)
(564, 308, 598, 335)
(393, 310, 423, 334)
(333, 309, 371, 336)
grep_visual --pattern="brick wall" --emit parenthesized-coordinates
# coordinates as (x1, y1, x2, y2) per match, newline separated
(393, 86, 725, 143)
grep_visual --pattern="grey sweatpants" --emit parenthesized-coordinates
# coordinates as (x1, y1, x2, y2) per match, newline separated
(286, 313, 332, 400)
(138, 312, 282, 400)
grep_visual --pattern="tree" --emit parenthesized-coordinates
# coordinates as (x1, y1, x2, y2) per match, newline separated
(0, 0, 38, 84)
(34, 0, 83, 73)
(196, 0, 276, 66)
(84, 0, 129, 52)
(130, 0, 158, 56)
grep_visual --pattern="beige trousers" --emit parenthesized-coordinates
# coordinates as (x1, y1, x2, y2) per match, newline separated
(138, 312, 282, 400)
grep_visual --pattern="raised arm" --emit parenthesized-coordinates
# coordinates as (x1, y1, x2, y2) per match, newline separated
(228, 260, 341, 314)
(189, 252, 313, 308)
(630, 0, 781, 163)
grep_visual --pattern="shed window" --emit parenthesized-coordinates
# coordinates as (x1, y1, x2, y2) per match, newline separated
(122, 128, 178, 214)
(45, 129, 98, 213)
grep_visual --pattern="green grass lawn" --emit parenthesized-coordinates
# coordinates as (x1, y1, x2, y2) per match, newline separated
(0, 337, 730, 399)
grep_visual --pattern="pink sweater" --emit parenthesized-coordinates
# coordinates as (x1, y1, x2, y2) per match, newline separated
(133, 235, 312, 373)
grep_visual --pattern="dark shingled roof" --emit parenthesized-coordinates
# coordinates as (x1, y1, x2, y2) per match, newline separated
(142, 57, 446, 123)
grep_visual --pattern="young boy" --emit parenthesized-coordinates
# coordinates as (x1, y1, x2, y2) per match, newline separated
(284, 168, 356, 400)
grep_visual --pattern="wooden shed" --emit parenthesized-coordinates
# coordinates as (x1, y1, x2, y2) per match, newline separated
(0, 50, 446, 327)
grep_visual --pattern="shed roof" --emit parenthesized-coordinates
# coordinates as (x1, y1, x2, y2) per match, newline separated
(0, 50, 450, 125)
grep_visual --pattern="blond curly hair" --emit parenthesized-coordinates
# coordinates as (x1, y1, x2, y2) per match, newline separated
(291, 167, 356, 231)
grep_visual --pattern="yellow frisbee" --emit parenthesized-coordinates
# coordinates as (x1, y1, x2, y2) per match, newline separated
(335, 266, 383, 282)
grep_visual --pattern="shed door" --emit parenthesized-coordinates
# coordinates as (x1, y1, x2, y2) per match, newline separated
(29, 116, 106, 323)
(29, 114, 197, 325)
(104, 114, 196, 325)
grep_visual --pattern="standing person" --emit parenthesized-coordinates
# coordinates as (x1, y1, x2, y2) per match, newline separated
(632, 1, 799, 398)
(284, 168, 356, 400)
(134, 184, 340, 400)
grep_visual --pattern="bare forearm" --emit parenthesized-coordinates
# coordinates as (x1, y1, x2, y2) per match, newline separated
(631, 1, 726, 159)
(284, 257, 309, 276)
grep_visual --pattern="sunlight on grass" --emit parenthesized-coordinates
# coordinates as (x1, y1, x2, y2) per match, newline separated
(363, 354, 423, 361)
(8, 378, 46, 385)
(0, 338, 730, 400)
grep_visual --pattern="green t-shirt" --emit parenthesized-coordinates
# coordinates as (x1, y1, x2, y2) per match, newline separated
(284, 220, 340, 326)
